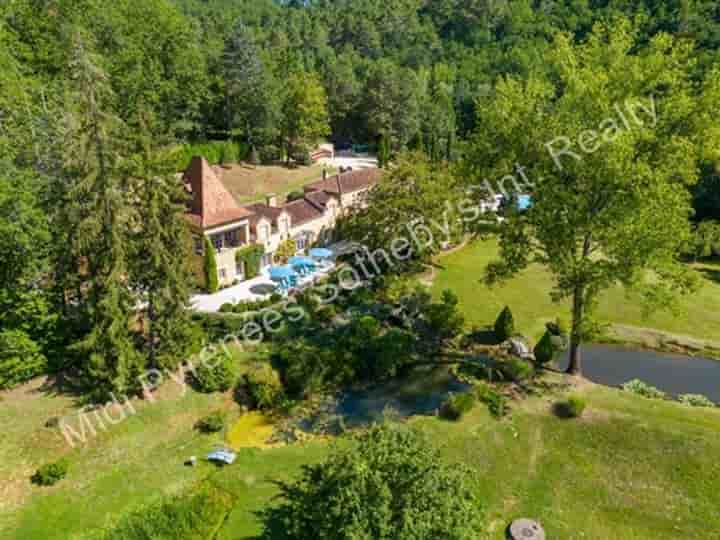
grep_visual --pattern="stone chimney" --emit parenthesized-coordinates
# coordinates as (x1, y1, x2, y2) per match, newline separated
(266, 193, 278, 207)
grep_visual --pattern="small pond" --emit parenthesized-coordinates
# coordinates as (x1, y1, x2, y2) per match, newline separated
(337, 367, 471, 427)
(555, 345, 720, 403)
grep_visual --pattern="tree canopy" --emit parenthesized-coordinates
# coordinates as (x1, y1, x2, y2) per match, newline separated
(468, 17, 720, 374)
(262, 422, 480, 540)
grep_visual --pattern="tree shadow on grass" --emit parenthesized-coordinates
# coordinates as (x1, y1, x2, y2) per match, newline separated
(32, 371, 90, 401)
(698, 267, 720, 285)
(249, 480, 293, 540)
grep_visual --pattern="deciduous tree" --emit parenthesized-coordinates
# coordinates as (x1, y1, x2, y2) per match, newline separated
(470, 18, 720, 375)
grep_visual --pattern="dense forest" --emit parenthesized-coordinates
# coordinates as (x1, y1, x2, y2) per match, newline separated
(1, 0, 719, 397)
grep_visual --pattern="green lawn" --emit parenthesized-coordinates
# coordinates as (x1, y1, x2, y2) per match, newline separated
(3, 373, 719, 539)
(431, 239, 720, 343)
(220, 162, 337, 204)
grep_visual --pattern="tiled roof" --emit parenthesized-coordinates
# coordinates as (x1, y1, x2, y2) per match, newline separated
(305, 168, 381, 196)
(283, 198, 325, 226)
(304, 189, 333, 209)
(243, 202, 284, 227)
(184, 157, 253, 229)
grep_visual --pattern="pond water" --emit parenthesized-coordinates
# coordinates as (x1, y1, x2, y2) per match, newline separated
(336, 367, 471, 427)
(555, 345, 720, 403)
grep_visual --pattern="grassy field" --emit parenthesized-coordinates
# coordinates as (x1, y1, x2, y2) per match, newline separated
(219, 162, 336, 204)
(431, 239, 720, 344)
(2, 372, 719, 539)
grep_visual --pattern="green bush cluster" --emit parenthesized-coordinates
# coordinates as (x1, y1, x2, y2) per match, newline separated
(219, 294, 283, 315)
(90, 484, 235, 540)
(474, 383, 508, 418)
(439, 391, 477, 421)
(195, 411, 226, 433)
(554, 395, 586, 418)
(493, 306, 515, 342)
(0, 329, 48, 390)
(192, 352, 237, 393)
(621, 379, 666, 400)
(244, 364, 285, 411)
(495, 356, 534, 382)
(678, 393, 716, 408)
(31, 458, 69, 486)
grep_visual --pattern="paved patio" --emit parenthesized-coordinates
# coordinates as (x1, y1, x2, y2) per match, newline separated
(190, 264, 336, 313)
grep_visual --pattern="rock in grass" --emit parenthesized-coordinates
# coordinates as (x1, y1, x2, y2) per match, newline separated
(507, 519, 545, 540)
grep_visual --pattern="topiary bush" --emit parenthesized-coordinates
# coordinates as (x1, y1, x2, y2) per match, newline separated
(244, 364, 285, 411)
(533, 330, 556, 366)
(204, 237, 219, 293)
(439, 391, 477, 421)
(193, 351, 237, 393)
(195, 410, 226, 433)
(31, 458, 69, 486)
(678, 393, 716, 408)
(493, 306, 515, 342)
(554, 395, 586, 418)
(621, 379, 666, 400)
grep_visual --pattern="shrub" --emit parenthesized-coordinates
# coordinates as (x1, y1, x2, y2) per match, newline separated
(204, 237, 219, 293)
(274, 239, 297, 264)
(474, 383, 508, 418)
(31, 458, 69, 486)
(621, 379, 666, 400)
(286, 190, 305, 202)
(219, 303, 235, 313)
(533, 330, 556, 366)
(244, 364, 285, 411)
(219, 140, 239, 164)
(554, 395, 586, 418)
(193, 351, 237, 393)
(496, 357, 534, 382)
(95, 484, 235, 540)
(195, 411, 226, 433)
(439, 391, 477, 421)
(546, 317, 568, 336)
(493, 306, 515, 342)
(678, 393, 716, 408)
(0, 329, 47, 390)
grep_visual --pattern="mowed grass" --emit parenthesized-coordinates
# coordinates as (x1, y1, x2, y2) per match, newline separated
(431, 238, 720, 343)
(3, 373, 719, 539)
(219, 162, 336, 204)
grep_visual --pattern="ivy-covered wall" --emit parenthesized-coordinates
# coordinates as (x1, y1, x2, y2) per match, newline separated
(236, 244, 265, 279)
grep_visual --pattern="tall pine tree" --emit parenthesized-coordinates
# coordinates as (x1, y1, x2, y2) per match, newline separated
(126, 109, 200, 371)
(61, 32, 143, 400)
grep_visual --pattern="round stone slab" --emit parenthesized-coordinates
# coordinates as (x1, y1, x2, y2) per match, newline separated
(507, 519, 545, 540)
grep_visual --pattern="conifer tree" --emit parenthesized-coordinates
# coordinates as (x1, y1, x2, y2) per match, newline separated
(493, 306, 515, 343)
(61, 32, 143, 399)
(204, 238, 219, 293)
(126, 110, 199, 371)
